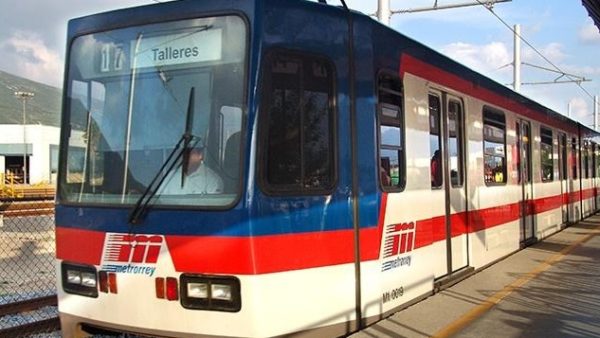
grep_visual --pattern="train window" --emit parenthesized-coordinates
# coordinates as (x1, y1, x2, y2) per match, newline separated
(540, 127, 553, 182)
(60, 16, 248, 207)
(448, 99, 464, 187)
(516, 122, 532, 184)
(483, 108, 506, 185)
(516, 122, 521, 182)
(558, 133, 567, 181)
(429, 94, 442, 188)
(260, 51, 336, 194)
(593, 144, 595, 178)
(596, 145, 600, 178)
(572, 138, 578, 179)
(378, 71, 404, 191)
(583, 142, 589, 179)
(593, 143, 597, 178)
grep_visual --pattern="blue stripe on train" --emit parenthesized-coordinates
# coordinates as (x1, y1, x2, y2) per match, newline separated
(55, 192, 379, 236)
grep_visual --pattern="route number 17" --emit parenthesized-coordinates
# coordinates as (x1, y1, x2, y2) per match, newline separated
(100, 44, 125, 73)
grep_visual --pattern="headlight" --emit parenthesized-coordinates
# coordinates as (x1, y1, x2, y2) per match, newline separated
(61, 262, 98, 298)
(180, 275, 241, 312)
(66, 270, 82, 285)
(211, 284, 232, 301)
(81, 272, 98, 288)
(187, 282, 209, 299)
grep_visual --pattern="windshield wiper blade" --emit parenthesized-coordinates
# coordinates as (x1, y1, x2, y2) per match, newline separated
(128, 87, 198, 224)
(181, 87, 195, 188)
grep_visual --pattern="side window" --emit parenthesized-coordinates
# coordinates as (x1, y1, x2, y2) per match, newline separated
(429, 94, 442, 188)
(540, 127, 553, 182)
(559, 133, 567, 181)
(448, 99, 464, 187)
(378, 72, 404, 191)
(584, 142, 589, 179)
(572, 138, 578, 179)
(483, 108, 506, 185)
(516, 122, 532, 183)
(596, 144, 600, 178)
(593, 143, 597, 179)
(260, 51, 336, 193)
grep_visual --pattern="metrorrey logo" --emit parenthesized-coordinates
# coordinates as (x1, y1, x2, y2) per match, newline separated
(101, 233, 163, 277)
(382, 222, 415, 272)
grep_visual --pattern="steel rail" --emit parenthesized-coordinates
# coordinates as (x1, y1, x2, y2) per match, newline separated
(0, 296, 59, 337)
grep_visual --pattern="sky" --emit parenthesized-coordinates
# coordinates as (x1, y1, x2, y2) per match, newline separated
(0, 0, 599, 126)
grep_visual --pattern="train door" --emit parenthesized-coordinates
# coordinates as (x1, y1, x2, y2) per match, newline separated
(559, 133, 569, 224)
(590, 142, 600, 212)
(570, 137, 580, 222)
(582, 141, 592, 217)
(516, 120, 534, 244)
(592, 143, 600, 210)
(429, 92, 468, 278)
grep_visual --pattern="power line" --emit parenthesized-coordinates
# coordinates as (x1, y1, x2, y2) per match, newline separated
(474, 0, 596, 102)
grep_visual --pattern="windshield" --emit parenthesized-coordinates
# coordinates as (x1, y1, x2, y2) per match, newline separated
(60, 16, 246, 207)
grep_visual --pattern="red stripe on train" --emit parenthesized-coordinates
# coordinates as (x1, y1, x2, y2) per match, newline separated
(56, 226, 379, 274)
(56, 188, 597, 274)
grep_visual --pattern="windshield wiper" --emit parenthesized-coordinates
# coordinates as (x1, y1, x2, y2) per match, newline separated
(128, 87, 198, 224)
(180, 86, 196, 188)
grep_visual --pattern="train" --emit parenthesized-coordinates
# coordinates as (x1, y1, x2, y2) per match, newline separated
(55, 0, 600, 337)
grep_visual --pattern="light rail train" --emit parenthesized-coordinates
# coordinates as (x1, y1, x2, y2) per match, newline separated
(55, 0, 600, 337)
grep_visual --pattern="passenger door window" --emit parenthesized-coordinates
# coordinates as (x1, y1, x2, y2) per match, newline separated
(429, 94, 442, 188)
(378, 72, 405, 191)
(483, 108, 506, 184)
(540, 127, 553, 182)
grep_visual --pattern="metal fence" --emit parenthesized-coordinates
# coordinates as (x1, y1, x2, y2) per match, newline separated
(0, 182, 59, 337)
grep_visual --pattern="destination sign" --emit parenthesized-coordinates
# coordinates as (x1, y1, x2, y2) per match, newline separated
(133, 28, 222, 69)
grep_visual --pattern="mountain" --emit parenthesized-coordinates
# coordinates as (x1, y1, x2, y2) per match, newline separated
(0, 70, 62, 127)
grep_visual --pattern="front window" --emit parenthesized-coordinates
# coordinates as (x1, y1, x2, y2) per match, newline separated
(60, 16, 247, 206)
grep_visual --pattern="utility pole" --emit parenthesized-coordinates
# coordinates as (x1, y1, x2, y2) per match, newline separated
(14, 91, 34, 185)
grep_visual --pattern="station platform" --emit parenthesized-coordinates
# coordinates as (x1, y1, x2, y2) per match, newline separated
(351, 214, 600, 338)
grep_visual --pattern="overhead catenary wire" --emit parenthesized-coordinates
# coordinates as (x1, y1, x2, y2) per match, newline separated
(474, 0, 596, 102)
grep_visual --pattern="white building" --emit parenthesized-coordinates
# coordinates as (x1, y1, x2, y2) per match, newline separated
(0, 124, 60, 185)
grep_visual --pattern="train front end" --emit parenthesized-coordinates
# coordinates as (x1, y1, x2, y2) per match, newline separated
(56, 2, 256, 337)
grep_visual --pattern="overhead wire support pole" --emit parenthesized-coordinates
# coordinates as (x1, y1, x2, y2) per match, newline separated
(513, 24, 521, 92)
(378, 0, 391, 25)
(520, 80, 593, 86)
(519, 62, 592, 85)
(594, 95, 598, 131)
(391, 0, 512, 15)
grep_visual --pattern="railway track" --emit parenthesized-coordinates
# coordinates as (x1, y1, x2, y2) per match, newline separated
(0, 296, 60, 337)
(1, 194, 58, 336)
(0, 200, 54, 218)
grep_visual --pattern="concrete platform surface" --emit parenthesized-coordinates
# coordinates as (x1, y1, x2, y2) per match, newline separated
(351, 215, 600, 338)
